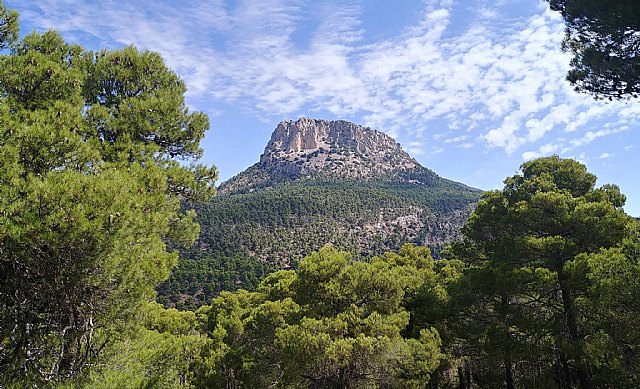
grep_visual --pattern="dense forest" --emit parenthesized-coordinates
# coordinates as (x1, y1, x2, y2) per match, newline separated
(158, 178, 480, 309)
(2, 1, 640, 388)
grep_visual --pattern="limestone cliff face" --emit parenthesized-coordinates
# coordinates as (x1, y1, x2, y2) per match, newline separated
(219, 117, 464, 195)
(261, 118, 405, 158)
(258, 118, 417, 179)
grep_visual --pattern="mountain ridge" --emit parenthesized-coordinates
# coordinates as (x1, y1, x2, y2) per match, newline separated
(220, 117, 475, 194)
(159, 118, 481, 309)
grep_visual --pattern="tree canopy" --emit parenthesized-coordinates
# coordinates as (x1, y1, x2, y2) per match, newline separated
(549, 0, 640, 99)
(2, 1, 639, 387)
(193, 244, 446, 388)
(0, 2, 216, 385)
(443, 155, 637, 388)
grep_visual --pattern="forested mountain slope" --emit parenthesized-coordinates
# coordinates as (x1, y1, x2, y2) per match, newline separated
(158, 118, 481, 308)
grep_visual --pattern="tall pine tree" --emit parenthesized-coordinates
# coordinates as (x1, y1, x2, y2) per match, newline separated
(0, 2, 217, 385)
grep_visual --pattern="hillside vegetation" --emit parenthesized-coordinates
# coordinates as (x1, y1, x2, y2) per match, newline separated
(158, 178, 479, 308)
(2, 1, 639, 387)
(157, 118, 481, 308)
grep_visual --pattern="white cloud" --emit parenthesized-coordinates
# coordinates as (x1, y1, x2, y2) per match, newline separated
(522, 142, 559, 160)
(11, 0, 640, 160)
(405, 141, 425, 156)
(570, 127, 628, 147)
(444, 135, 469, 144)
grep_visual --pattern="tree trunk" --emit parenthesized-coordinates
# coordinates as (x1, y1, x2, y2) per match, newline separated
(505, 355, 515, 389)
(558, 274, 591, 389)
(458, 365, 466, 389)
(501, 293, 516, 389)
(558, 348, 573, 389)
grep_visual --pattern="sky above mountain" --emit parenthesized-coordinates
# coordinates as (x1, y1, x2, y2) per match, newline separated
(6, 0, 640, 215)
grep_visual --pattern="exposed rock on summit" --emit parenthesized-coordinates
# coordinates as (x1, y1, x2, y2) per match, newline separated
(260, 118, 416, 178)
(220, 118, 447, 194)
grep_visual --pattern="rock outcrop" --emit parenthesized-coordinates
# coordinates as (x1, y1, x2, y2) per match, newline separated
(259, 118, 416, 179)
(220, 118, 448, 194)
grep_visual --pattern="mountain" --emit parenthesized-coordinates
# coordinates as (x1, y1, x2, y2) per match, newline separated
(220, 118, 424, 192)
(157, 118, 482, 309)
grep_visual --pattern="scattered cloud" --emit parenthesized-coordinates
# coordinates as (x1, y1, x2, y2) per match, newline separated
(569, 127, 628, 148)
(521, 142, 560, 160)
(444, 135, 469, 144)
(405, 141, 425, 156)
(9, 0, 640, 164)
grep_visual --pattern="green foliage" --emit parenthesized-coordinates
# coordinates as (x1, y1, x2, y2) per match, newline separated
(0, 5, 216, 385)
(3, 3, 639, 387)
(159, 178, 479, 308)
(85, 303, 208, 389)
(156, 255, 271, 310)
(0, 1, 18, 50)
(83, 46, 209, 163)
(193, 245, 445, 388)
(442, 156, 636, 388)
(549, 0, 640, 99)
(565, 222, 640, 387)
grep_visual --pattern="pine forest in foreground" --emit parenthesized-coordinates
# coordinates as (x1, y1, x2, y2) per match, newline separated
(1, 1, 639, 388)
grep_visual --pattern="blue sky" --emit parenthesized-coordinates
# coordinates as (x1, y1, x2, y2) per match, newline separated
(6, 0, 640, 216)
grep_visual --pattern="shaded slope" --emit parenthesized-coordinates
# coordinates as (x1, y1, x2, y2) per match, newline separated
(158, 119, 481, 309)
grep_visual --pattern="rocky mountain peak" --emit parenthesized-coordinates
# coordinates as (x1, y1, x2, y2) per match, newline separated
(218, 118, 451, 195)
(258, 118, 417, 179)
